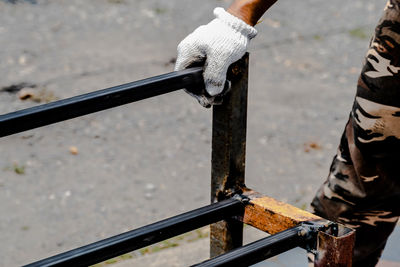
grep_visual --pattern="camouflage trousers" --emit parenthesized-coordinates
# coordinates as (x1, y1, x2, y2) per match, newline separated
(311, 1, 400, 266)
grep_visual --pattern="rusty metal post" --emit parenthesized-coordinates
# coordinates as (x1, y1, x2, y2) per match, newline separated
(314, 225, 355, 267)
(210, 53, 249, 257)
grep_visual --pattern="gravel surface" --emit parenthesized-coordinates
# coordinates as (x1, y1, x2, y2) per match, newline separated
(0, 0, 384, 266)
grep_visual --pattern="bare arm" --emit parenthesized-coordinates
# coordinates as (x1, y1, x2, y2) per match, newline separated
(228, 0, 277, 26)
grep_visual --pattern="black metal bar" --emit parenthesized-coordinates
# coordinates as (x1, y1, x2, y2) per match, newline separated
(0, 67, 204, 137)
(210, 53, 249, 256)
(194, 225, 308, 267)
(24, 198, 242, 267)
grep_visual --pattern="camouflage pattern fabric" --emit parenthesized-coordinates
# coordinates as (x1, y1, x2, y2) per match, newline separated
(311, 1, 400, 266)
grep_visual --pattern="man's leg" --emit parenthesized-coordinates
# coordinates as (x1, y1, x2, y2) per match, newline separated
(311, 139, 399, 266)
(311, 1, 400, 266)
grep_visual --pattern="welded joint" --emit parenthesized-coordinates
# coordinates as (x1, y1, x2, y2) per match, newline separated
(297, 219, 355, 267)
(231, 190, 355, 263)
(298, 220, 339, 254)
(231, 193, 250, 204)
(302, 220, 339, 237)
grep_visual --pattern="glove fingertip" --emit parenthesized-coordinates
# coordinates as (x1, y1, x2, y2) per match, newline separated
(174, 57, 190, 71)
(174, 63, 182, 71)
(206, 84, 224, 96)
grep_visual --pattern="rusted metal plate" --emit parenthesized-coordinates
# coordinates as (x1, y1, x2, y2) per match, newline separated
(314, 226, 355, 267)
(241, 189, 321, 234)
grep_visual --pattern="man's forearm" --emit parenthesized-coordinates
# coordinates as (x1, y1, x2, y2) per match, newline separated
(228, 0, 277, 26)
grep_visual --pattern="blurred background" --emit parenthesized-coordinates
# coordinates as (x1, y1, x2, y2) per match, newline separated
(1, 0, 397, 266)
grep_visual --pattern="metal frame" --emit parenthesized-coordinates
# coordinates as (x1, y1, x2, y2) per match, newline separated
(210, 52, 249, 257)
(1, 53, 355, 267)
(24, 198, 243, 267)
(195, 225, 310, 267)
(0, 67, 203, 137)
(239, 189, 355, 266)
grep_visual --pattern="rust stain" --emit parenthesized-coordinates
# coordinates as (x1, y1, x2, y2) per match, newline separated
(314, 228, 355, 267)
(238, 188, 355, 265)
(304, 141, 322, 153)
(231, 65, 241, 76)
(242, 189, 321, 234)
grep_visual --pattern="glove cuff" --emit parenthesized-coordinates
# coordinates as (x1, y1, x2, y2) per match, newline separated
(213, 7, 258, 39)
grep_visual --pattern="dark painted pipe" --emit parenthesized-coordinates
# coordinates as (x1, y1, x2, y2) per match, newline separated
(0, 67, 204, 137)
(24, 198, 242, 267)
(193, 225, 309, 267)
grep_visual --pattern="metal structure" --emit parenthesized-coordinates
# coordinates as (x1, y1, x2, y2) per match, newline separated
(1, 54, 355, 267)
(0, 67, 203, 137)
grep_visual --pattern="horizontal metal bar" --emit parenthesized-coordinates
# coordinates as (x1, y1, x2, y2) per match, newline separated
(0, 67, 204, 137)
(23, 198, 242, 267)
(193, 225, 308, 267)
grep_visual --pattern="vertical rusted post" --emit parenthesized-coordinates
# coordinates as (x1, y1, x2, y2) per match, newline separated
(314, 226, 355, 267)
(210, 53, 249, 257)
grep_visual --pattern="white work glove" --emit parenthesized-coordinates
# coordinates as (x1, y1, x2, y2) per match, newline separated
(175, 7, 257, 107)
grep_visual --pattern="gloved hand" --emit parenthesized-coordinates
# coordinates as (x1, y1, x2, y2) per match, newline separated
(175, 7, 257, 107)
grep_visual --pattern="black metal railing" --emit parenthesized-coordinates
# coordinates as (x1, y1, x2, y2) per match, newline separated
(2, 54, 355, 267)
(24, 198, 243, 267)
(0, 67, 203, 137)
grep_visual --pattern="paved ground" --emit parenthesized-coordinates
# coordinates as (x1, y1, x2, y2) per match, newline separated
(0, 0, 398, 266)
